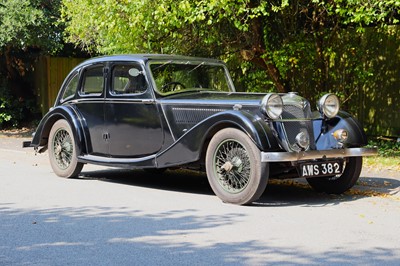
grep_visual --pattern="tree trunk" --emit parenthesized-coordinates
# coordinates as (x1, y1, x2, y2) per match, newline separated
(240, 3, 289, 93)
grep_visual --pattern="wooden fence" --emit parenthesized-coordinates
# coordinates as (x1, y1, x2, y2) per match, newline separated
(34, 56, 85, 114)
(357, 84, 400, 138)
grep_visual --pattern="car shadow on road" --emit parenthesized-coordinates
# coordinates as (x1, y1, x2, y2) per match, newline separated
(80, 168, 215, 196)
(79, 168, 400, 207)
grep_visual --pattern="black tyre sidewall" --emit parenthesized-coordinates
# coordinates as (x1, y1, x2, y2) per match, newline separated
(48, 119, 83, 178)
(306, 156, 363, 194)
(206, 128, 269, 205)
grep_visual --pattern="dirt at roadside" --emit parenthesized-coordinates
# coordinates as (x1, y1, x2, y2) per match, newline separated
(0, 127, 35, 138)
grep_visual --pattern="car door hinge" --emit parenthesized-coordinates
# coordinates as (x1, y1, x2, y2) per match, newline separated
(103, 67, 109, 76)
(103, 132, 110, 140)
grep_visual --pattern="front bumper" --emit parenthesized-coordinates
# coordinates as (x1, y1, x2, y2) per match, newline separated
(261, 147, 378, 162)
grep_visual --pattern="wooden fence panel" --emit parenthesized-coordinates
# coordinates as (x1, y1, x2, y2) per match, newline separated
(34, 56, 84, 115)
(358, 85, 400, 137)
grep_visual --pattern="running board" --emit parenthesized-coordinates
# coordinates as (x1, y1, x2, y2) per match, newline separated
(78, 154, 157, 169)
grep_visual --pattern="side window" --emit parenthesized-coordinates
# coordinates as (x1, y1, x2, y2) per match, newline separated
(61, 71, 79, 101)
(81, 66, 104, 95)
(111, 64, 147, 95)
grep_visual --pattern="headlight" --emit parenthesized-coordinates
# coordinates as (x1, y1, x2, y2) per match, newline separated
(318, 93, 339, 118)
(260, 93, 283, 119)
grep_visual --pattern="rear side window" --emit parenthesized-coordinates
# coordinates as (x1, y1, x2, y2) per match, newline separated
(61, 71, 79, 101)
(111, 64, 147, 95)
(80, 66, 104, 95)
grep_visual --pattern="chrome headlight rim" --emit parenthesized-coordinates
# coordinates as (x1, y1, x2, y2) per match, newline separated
(318, 93, 340, 119)
(260, 93, 283, 119)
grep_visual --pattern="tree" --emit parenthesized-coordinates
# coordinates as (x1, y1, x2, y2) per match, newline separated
(0, 0, 88, 127)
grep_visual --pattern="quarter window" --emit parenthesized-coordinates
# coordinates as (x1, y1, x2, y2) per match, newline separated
(61, 71, 79, 101)
(81, 66, 104, 95)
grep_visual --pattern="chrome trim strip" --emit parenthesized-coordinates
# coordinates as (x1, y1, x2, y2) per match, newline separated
(273, 118, 314, 122)
(261, 147, 378, 162)
(78, 154, 156, 164)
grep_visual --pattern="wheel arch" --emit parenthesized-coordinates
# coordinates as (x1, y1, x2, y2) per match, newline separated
(314, 110, 368, 150)
(203, 110, 278, 147)
(31, 106, 87, 155)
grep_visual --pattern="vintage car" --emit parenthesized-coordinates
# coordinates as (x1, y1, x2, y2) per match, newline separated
(25, 54, 377, 205)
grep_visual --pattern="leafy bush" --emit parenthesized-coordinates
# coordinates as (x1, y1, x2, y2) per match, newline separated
(0, 80, 38, 128)
(368, 139, 400, 157)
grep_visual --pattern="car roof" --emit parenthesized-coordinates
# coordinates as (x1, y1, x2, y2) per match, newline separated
(75, 54, 224, 68)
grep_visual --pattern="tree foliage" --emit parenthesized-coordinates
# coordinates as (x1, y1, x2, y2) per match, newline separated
(61, 0, 399, 98)
(0, 0, 67, 53)
(0, 0, 84, 127)
(0, 0, 42, 47)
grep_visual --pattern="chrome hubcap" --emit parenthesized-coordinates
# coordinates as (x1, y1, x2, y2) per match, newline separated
(52, 129, 73, 170)
(214, 140, 251, 193)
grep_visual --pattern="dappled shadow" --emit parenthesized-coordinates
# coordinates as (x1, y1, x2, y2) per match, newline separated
(0, 205, 399, 265)
(255, 175, 400, 207)
(353, 176, 400, 196)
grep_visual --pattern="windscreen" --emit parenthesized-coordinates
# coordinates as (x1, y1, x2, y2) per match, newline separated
(150, 61, 232, 95)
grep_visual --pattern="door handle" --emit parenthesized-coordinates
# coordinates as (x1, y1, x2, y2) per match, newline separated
(141, 99, 155, 104)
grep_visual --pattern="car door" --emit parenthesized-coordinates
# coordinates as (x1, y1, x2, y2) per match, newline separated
(74, 64, 108, 156)
(104, 63, 164, 158)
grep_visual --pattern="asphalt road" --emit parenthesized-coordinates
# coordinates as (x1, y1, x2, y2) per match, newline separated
(1, 135, 399, 265)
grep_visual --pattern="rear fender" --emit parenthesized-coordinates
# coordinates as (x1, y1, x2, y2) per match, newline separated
(31, 105, 86, 155)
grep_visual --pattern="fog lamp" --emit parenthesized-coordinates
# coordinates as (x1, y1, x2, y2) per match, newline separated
(332, 129, 348, 143)
(295, 131, 310, 150)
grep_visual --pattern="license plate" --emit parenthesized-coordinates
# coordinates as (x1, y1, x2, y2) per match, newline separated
(299, 161, 343, 177)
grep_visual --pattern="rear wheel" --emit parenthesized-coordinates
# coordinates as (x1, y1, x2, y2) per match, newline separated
(206, 128, 269, 205)
(306, 157, 362, 194)
(48, 119, 83, 178)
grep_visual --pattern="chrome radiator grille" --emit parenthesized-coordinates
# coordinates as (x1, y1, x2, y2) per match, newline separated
(279, 102, 315, 151)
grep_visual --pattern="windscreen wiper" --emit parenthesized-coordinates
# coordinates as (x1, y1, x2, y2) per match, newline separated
(188, 62, 205, 73)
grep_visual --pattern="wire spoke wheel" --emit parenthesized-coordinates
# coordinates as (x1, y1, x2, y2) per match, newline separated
(52, 128, 73, 170)
(206, 128, 269, 205)
(49, 119, 83, 178)
(214, 139, 251, 193)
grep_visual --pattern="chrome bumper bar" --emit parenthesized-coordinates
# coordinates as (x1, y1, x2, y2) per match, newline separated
(261, 147, 378, 162)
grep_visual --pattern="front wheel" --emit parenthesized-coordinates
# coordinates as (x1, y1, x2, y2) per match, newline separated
(306, 157, 363, 194)
(206, 128, 269, 205)
(48, 119, 83, 178)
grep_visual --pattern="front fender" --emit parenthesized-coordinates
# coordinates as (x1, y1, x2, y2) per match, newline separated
(156, 110, 279, 167)
(30, 105, 86, 155)
(314, 111, 368, 150)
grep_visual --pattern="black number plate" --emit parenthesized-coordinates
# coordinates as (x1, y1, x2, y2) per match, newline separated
(299, 161, 343, 177)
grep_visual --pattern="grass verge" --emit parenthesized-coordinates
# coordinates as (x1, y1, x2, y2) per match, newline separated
(364, 156, 400, 172)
